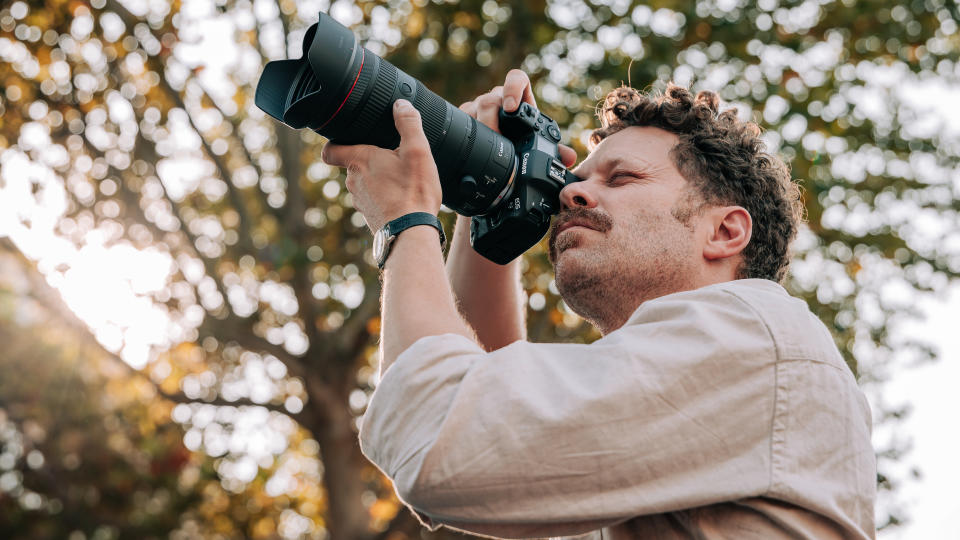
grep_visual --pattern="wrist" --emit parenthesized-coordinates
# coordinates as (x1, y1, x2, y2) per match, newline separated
(375, 206, 439, 233)
(375, 212, 446, 269)
(383, 225, 445, 269)
(394, 223, 443, 245)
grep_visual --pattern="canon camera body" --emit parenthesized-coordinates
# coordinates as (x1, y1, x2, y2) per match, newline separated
(254, 12, 581, 264)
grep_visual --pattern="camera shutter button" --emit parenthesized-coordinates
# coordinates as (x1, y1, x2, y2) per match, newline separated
(400, 82, 413, 96)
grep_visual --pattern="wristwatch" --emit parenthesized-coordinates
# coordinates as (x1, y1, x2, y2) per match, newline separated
(373, 212, 446, 269)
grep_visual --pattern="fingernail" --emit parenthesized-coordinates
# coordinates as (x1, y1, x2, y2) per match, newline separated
(395, 99, 411, 111)
(504, 97, 517, 111)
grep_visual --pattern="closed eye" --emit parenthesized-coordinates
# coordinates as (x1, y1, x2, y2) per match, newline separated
(607, 171, 647, 185)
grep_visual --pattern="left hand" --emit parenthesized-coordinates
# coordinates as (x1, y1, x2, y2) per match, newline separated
(321, 99, 442, 232)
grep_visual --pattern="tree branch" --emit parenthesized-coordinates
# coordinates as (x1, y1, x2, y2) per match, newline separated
(189, 77, 269, 201)
(336, 278, 381, 362)
(247, 1, 327, 363)
(198, 313, 312, 381)
(0, 238, 315, 425)
(101, 0, 261, 258)
(70, 123, 323, 413)
(131, 132, 236, 312)
(172, 78, 259, 257)
(156, 385, 307, 423)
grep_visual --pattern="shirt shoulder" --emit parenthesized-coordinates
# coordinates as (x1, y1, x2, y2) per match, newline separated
(623, 279, 847, 369)
(698, 281, 876, 538)
(716, 279, 851, 373)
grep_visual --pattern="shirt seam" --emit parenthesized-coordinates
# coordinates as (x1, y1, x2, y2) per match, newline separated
(775, 355, 851, 373)
(720, 288, 781, 498)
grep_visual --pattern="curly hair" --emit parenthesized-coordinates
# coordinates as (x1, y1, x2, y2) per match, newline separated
(590, 85, 805, 283)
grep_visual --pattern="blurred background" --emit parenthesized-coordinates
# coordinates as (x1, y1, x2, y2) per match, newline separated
(0, 0, 958, 538)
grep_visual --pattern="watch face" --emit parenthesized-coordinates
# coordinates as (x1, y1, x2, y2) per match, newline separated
(373, 228, 387, 262)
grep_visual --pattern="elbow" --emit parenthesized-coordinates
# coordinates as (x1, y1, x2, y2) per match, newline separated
(396, 480, 431, 514)
(360, 431, 445, 517)
(390, 443, 455, 518)
(392, 450, 437, 511)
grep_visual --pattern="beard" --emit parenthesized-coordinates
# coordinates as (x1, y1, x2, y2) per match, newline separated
(548, 206, 697, 334)
(548, 206, 614, 265)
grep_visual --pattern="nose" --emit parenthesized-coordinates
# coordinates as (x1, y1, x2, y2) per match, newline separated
(559, 179, 598, 210)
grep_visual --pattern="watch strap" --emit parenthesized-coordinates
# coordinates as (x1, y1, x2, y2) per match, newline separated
(378, 212, 446, 269)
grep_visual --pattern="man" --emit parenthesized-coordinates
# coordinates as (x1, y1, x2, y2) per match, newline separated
(321, 70, 876, 539)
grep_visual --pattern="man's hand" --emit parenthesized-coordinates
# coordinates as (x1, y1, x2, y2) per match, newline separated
(458, 69, 577, 167)
(321, 99, 441, 232)
(446, 69, 577, 351)
(322, 99, 473, 373)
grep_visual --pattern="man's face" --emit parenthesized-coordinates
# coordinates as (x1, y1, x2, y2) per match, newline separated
(547, 126, 703, 333)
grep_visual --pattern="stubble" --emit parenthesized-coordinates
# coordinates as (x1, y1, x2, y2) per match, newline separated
(548, 206, 697, 334)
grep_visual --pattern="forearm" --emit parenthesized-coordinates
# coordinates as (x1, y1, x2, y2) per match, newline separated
(445, 215, 526, 351)
(381, 225, 477, 373)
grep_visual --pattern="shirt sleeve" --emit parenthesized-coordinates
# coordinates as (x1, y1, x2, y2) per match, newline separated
(359, 286, 780, 538)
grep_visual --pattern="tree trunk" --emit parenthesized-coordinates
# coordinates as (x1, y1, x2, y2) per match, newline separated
(315, 393, 371, 539)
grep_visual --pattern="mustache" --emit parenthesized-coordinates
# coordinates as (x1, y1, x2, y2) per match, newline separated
(548, 206, 614, 262)
(552, 206, 614, 234)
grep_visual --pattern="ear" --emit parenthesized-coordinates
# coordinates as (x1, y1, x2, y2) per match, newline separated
(702, 206, 752, 261)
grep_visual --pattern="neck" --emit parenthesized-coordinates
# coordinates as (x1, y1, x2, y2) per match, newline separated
(567, 277, 701, 336)
(581, 273, 740, 335)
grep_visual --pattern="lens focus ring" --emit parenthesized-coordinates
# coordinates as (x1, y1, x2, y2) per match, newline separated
(349, 55, 396, 142)
(413, 81, 447, 150)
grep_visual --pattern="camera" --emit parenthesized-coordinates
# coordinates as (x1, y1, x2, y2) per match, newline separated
(255, 12, 581, 264)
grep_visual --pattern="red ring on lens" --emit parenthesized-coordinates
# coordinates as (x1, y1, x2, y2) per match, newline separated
(318, 48, 365, 130)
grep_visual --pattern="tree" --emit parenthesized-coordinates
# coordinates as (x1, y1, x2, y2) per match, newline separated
(1, 0, 957, 536)
(0, 242, 330, 539)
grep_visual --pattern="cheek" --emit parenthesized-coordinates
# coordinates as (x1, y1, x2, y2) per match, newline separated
(622, 207, 665, 234)
(618, 210, 695, 251)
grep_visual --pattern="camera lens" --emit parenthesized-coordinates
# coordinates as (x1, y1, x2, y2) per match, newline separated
(255, 13, 518, 216)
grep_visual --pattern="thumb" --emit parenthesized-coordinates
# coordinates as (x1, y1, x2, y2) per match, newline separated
(394, 99, 431, 156)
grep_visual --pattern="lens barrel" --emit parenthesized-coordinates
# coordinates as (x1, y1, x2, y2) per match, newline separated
(255, 13, 518, 216)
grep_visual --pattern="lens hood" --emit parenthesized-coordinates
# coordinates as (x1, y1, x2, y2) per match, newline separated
(254, 58, 302, 124)
(306, 14, 360, 95)
(255, 14, 363, 130)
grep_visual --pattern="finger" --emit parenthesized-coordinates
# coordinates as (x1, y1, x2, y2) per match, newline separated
(558, 144, 578, 168)
(393, 99, 431, 159)
(475, 86, 504, 132)
(458, 101, 478, 119)
(502, 69, 536, 112)
(322, 142, 371, 168)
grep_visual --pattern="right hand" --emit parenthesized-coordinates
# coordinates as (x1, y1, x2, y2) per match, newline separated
(458, 69, 578, 168)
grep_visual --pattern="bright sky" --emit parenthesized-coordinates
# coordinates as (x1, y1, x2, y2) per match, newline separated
(879, 284, 960, 539)
(1, 0, 958, 536)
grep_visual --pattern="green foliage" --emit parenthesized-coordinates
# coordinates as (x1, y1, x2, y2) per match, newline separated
(1, 0, 958, 536)
(0, 250, 335, 539)
(0, 255, 193, 538)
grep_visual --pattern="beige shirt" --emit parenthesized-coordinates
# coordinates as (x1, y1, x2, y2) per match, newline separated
(359, 279, 876, 539)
